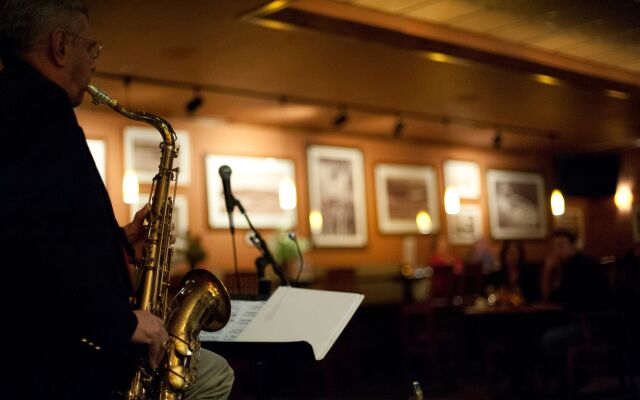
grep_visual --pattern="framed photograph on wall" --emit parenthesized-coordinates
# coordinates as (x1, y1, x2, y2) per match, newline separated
(124, 126, 191, 185)
(632, 205, 640, 243)
(448, 204, 483, 245)
(205, 154, 297, 230)
(443, 160, 481, 199)
(130, 194, 188, 249)
(374, 163, 440, 234)
(86, 139, 106, 183)
(486, 169, 547, 239)
(307, 145, 367, 247)
(553, 205, 586, 248)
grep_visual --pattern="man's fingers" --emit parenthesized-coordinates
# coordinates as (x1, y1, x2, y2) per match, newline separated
(135, 204, 150, 222)
(148, 341, 163, 369)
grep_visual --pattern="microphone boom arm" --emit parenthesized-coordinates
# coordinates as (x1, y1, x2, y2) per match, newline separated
(235, 199, 290, 287)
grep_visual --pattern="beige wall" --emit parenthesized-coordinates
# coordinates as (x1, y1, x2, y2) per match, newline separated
(76, 108, 638, 283)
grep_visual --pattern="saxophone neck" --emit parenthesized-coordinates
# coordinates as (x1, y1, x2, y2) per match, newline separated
(85, 84, 176, 146)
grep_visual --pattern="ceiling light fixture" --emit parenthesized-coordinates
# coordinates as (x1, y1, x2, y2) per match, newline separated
(186, 87, 204, 114)
(332, 106, 348, 128)
(493, 128, 502, 149)
(393, 115, 404, 138)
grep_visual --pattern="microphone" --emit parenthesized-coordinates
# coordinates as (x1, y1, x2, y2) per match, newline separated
(218, 165, 236, 234)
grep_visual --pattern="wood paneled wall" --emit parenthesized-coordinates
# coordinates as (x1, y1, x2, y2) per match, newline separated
(76, 108, 638, 282)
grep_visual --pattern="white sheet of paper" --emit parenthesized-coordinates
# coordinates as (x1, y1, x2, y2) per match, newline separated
(235, 287, 364, 360)
(199, 300, 266, 342)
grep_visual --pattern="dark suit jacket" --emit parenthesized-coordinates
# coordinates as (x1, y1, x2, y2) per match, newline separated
(0, 58, 137, 399)
(550, 252, 610, 312)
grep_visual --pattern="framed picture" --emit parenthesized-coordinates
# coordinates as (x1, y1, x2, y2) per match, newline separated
(86, 139, 106, 183)
(130, 194, 188, 249)
(443, 160, 481, 199)
(448, 204, 483, 245)
(374, 163, 440, 234)
(307, 145, 367, 247)
(486, 169, 547, 239)
(632, 205, 640, 243)
(124, 126, 191, 185)
(553, 205, 586, 248)
(205, 154, 297, 229)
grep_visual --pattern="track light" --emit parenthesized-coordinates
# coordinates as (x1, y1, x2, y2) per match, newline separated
(332, 106, 348, 128)
(186, 87, 203, 114)
(393, 116, 404, 137)
(493, 128, 502, 149)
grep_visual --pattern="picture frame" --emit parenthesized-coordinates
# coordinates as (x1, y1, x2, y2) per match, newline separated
(86, 139, 106, 183)
(486, 169, 547, 239)
(447, 204, 483, 245)
(130, 193, 188, 249)
(632, 205, 640, 243)
(124, 126, 191, 185)
(307, 145, 367, 247)
(553, 205, 586, 248)
(205, 154, 297, 230)
(443, 160, 481, 199)
(374, 163, 440, 234)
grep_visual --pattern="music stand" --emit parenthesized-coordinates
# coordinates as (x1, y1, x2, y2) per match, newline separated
(201, 287, 364, 399)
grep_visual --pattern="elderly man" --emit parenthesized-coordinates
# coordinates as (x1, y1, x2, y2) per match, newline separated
(0, 1, 232, 399)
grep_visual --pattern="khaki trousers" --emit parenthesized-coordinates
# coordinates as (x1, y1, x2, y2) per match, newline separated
(184, 349, 234, 400)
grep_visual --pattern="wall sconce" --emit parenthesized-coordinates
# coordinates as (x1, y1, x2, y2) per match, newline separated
(416, 210, 433, 234)
(550, 189, 565, 216)
(444, 186, 461, 215)
(278, 177, 297, 210)
(122, 169, 139, 205)
(614, 185, 633, 211)
(309, 210, 323, 235)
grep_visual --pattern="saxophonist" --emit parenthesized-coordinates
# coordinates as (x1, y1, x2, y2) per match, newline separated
(0, 1, 233, 399)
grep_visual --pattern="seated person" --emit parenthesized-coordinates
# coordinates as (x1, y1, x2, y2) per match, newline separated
(429, 233, 463, 275)
(541, 229, 610, 311)
(487, 240, 540, 305)
(467, 237, 497, 275)
(539, 229, 610, 395)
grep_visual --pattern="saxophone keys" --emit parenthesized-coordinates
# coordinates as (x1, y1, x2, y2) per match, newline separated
(167, 365, 187, 389)
(174, 340, 192, 357)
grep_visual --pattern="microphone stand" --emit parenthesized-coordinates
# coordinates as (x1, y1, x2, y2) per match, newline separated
(233, 198, 291, 290)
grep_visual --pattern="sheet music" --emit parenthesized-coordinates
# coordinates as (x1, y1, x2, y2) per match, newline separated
(236, 287, 364, 360)
(199, 299, 266, 342)
(199, 288, 364, 360)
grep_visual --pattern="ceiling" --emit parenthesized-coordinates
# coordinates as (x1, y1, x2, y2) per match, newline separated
(81, 0, 640, 152)
(344, 0, 640, 74)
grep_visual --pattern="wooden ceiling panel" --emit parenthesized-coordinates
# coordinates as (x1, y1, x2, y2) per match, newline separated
(349, 0, 431, 14)
(445, 10, 520, 33)
(405, 0, 483, 23)
(77, 0, 639, 153)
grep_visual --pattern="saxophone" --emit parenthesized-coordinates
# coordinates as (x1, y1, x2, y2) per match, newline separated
(86, 85, 231, 400)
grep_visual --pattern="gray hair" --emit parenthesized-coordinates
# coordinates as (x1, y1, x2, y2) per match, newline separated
(0, 0, 88, 62)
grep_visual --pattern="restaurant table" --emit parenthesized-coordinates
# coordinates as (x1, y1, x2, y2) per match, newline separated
(464, 302, 565, 316)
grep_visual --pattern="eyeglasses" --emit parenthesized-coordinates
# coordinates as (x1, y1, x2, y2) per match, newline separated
(65, 31, 103, 59)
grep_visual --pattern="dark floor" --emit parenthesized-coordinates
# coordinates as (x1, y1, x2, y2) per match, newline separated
(224, 304, 639, 400)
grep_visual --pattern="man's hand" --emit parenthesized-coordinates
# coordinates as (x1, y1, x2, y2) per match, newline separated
(131, 310, 169, 369)
(123, 204, 150, 259)
(123, 204, 177, 260)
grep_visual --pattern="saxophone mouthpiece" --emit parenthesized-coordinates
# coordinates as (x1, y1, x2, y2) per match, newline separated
(86, 84, 114, 106)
